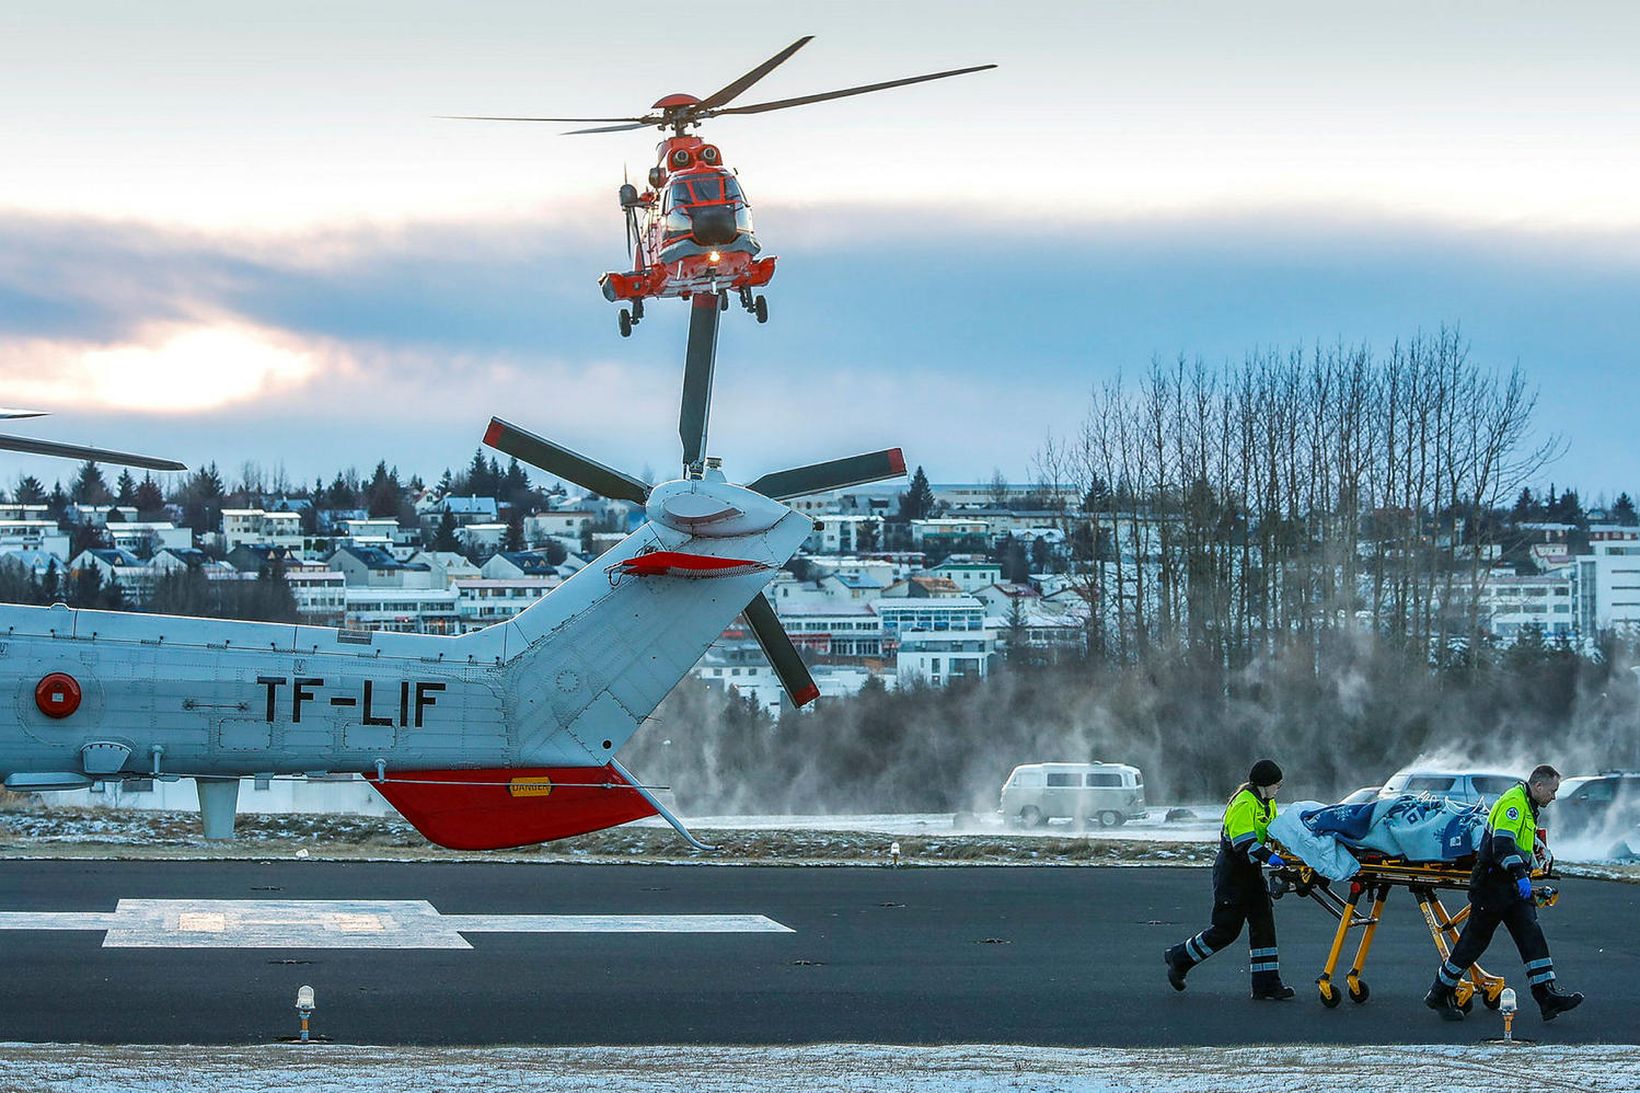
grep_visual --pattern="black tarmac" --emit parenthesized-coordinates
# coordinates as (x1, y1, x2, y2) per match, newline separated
(0, 860, 1633, 1046)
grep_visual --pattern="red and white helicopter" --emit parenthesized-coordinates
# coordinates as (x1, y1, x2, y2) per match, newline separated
(449, 36, 994, 337)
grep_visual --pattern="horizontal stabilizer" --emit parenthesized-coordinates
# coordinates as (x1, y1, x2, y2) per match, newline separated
(746, 448, 906, 501)
(743, 594, 820, 707)
(370, 766, 657, 850)
(484, 418, 650, 505)
(612, 551, 769, 579)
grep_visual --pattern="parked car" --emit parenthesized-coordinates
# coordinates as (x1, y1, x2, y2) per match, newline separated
(1339, 786, 1382, 805)
(1552, 772, 1640, 840)
(1001, 762, 1147, 828)
(1378, 768, 1522, 808)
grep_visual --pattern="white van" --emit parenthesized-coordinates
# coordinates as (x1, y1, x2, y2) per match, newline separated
(1001, 762, 1147, 828)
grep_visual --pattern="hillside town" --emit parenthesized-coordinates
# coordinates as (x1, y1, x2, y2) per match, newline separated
(2, 442, 1637, 721)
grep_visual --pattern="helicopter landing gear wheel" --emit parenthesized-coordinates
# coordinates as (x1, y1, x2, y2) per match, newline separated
(754, 295, 768, 324)
(719, 291, 729, 312)
(617, 309, 632, 338)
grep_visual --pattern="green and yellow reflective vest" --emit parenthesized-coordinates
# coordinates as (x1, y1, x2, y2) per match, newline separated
(1479, 781, 1538, 880)
(1222, 786, 1277, 864)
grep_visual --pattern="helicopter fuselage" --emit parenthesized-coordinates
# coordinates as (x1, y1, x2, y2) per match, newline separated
(600, 135, 776, 307)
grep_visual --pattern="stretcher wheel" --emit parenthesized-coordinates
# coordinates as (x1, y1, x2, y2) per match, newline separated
(1348, 980, 1369, 1004)
(1318, 981, 1341, 1008)
(1482, 991, 1502, 1010)
(1458, 997, 1474, 1014)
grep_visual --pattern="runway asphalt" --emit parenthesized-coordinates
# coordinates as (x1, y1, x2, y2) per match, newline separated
(0, 860, 1633, 1046)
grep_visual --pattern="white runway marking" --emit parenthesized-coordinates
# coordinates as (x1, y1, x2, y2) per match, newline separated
(0, 899, 794, 949)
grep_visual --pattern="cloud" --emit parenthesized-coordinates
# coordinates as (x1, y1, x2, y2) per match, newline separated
(2, 206, 1639, 492)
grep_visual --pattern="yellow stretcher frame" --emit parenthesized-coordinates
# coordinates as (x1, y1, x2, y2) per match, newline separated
(1270, 848, 1557, 1010)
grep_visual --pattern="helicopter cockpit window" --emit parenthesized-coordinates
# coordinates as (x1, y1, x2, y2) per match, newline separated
(669, 183, 692, 209)
(723, 176, 744, 203)
(691, 177, 723, 203)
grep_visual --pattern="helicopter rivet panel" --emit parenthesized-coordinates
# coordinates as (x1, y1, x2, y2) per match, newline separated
(35, 673, 82, 719)
(646, 479, 787, 538)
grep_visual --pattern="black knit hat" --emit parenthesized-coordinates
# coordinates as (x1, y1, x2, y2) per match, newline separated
(1249, 759, 1283, 787)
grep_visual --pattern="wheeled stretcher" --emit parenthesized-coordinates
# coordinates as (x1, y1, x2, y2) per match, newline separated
(1269, 849, 1558, 1009)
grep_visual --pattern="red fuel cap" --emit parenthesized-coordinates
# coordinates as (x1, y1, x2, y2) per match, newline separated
(35, 673, 82, 718)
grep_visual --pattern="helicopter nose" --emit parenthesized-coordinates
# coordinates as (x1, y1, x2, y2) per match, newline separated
(690, 205, 738, 247)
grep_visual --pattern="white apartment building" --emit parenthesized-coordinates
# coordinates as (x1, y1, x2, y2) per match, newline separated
(910, 518, 992, 549)
(775, 603, 884, 657)
(286, 565, 347, 625)
(872, 595, 986, 644)
(220, 509, 304, 551)
(928, 561, 1003, 593)
(1571, 530, 1640, 641)
(0, 519, 70, 562)
(524, 511, 595, 544)
(107, 521, 192, 558)
(896, 628, 993, 687)
(804, 514, 881, 554)
(453, 577, 557, 632)
(1479, 570, 1575, 641)
(343, 587, 459, 634)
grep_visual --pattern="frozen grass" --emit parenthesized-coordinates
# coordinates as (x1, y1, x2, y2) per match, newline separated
(0, 804, 1216, 866)
(0, 1042, 1634, 1092)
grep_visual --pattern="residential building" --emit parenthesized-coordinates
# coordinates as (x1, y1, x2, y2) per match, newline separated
(1479, 570, 1575, 642)
(343, 587, 459, 634)
(872, 595, 986, 644)
(896, 628, 994, 686)
(929, 560, 1003, 594)
(524, 511, 595, 544)
(328, 544, 439, 589)
(107, 521, 191, 558)
(220, 508, 304, 551)
(453, 577, 557, 632)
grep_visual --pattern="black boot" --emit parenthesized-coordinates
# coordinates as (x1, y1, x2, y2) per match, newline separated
(1251, 981, 1295, 1000)
(1424, 979, 1464, 1022)
(1535, 983, 1584, 1021)
(1163, 947, 1189, 992)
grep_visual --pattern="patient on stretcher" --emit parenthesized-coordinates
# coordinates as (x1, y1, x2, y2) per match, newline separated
(1268, 795, 1490, 882)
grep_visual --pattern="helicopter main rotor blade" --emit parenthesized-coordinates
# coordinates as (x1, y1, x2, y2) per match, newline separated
(696, 36, 814, 112)
(679, 295, 721, 470)
(437, 114, 653, 123)
(746, 448, 906, 502)
(483, 418, 650, 505)
(743, 594, 820, 707)
(0, 432, 186, 471)
(562, 121, 660, 135)
(0, 408, 47, 420)
(710, 63, 997, 118)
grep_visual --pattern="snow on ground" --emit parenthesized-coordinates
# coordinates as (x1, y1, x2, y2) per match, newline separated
(0, 1042, 1634, 1092)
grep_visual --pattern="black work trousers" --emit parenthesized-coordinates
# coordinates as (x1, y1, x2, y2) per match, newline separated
(1441, 885, 1554, 989)
(1170, 847, 1282, 986)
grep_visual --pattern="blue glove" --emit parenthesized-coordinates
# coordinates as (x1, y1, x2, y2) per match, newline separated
(1516, 877, 1533, 901)
(1267, 853, 1286, 871)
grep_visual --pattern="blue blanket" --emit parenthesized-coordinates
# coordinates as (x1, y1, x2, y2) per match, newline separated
(1268, 795, 1487, 882)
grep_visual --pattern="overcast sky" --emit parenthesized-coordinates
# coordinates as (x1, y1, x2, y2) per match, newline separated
(2, 2, 1638, 497)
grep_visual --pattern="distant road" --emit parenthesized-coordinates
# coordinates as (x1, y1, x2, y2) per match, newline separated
(0, 861, 1631, 1046)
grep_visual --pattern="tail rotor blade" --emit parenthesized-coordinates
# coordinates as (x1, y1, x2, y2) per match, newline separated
(746, 448, 906, 501)
(743, 594, 820, 707)
(484, 418, 650, 505)
(0, 432, 186, 471)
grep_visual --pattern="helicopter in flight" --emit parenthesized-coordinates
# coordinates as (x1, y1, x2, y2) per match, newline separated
(449, 37, 995, 337)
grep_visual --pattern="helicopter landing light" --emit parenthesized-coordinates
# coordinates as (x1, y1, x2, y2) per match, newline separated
(708, 250, 722, 263)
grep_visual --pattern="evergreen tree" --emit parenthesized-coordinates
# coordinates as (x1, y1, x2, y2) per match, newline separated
(542, 537, 568, 565)
(71, 460, 112, 505)
(365, 461, 402, 518)
(437, 468, 454, 495)
(1511, 487, 1536, 522)
(856, 518, 880, 553)
(114, 470, 138, 506)
(1614, 492, 1638, 526)
(432, 510, 461, 552)
(900, 465, 936, 521)
(46, 483, 70, 522)
(13, 475, 45, 504)
(181, 463, 226, 534)
(503, 509, 526, 552)
(503, 457, 532, 508)
(134, 474, 165, 518)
